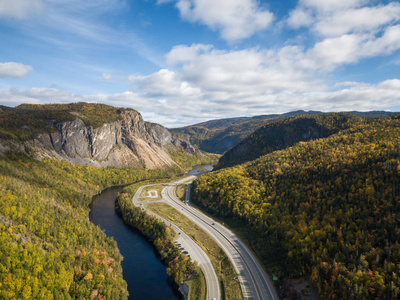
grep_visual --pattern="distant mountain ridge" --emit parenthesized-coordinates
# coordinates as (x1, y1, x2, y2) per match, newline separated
(216, 113, 358, 169)
(0, 103, 205, 169)
(171, 110, 396, 154)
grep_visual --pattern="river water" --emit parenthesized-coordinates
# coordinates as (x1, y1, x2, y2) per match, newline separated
(186, 164, 214, 176)
(89, 165, 213, 299)
(89, 187, 180, 299)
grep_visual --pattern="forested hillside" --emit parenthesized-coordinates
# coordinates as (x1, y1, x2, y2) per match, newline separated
(192, 115, 400, 299)
(171, 110, 323, 154)
(0, 151, 181, 299)
(216, 113, 358, 169)
(171, 110, 394, 155)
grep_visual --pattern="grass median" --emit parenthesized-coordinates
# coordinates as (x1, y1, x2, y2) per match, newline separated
(174, 184, 187, 201)
(146, 202, 243, 300)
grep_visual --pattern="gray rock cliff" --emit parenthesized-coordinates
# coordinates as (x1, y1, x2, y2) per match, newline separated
(20, 110, 197, 169)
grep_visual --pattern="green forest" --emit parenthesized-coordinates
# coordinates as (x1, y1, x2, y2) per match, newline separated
(0, 151, 181, 299)
(192, 114, 400, 299)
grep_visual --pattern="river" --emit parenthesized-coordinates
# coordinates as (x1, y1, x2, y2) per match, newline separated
(89, 165, 213, 299)
(89, 187, 181, 299)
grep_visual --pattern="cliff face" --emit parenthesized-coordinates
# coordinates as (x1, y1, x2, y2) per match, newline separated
(19, 110, 196, 169)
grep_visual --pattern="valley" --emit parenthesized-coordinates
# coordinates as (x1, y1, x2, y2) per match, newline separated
(1, 103, 399, 299)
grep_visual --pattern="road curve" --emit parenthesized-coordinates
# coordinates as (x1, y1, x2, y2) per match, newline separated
(163, 177, 280, 300)
(132, 184, 221, 300)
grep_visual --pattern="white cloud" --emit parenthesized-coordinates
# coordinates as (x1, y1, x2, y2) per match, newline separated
(120, 43, 400, 126)
(288, 0, 400, 38)
(165, 44, 322, 94)
(286, 7, 313, 28)
(315, 3, 400, 37)
(129, 69, 201, 98)
(162, 0, 274, 42)
(102, 73, 111, 80)
(166, 43, 213, 65)
(306, 25, 400, 70)
(0, 62, 33, 78)
(285, 1, 400, 71)
(299, 0, 367, 13)
(0, 0, 43, 19)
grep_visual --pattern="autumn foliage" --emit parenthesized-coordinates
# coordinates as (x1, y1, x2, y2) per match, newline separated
(0, 152, 179, 299)
(192, 115, 400, 299)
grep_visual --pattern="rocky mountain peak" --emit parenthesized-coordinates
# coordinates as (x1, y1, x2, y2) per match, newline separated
(0, 106, 198, 169)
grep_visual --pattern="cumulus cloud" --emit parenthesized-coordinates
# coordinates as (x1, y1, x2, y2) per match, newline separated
(285, 1, 400, 71)
(0, 62, 33, 78)
(164, 44, 322, 94)
(160, 0, 274, 42)
(287, 0, 400, 38)
(0, 0, 43, 19)
(118, 43, 400, 126)
(315, 3, 400, 37)
(129, 69, 201, 98)
(306, 25, 400, 70)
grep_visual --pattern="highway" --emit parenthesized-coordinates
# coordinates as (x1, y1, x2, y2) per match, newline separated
(162, 176, 280, 300)
(133, 174, 280, 300)
(132, 184, 221, 300)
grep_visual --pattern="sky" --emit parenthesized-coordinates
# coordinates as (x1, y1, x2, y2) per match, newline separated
(0, 0, 400, 128)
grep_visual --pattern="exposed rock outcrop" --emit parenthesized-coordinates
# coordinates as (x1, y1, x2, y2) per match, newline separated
(3, 110, 197, 169)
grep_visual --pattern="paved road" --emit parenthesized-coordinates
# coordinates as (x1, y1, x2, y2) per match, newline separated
(163, 177, 280, 300)
(132, 184, 221, 300)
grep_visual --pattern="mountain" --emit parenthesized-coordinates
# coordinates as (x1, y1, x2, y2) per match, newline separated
(216, 113, 359, 169)
(171, 110, 396, 154)
(0, 103, 209, 169)
(170, 110, 323, 154)
(191, 114, 400, 299)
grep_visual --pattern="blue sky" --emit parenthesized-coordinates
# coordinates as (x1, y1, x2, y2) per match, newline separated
(0, 0, 400, 127)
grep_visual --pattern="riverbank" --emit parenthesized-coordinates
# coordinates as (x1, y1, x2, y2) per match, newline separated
(115, 180, 198, 293)
(90, 181, 183, 300)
